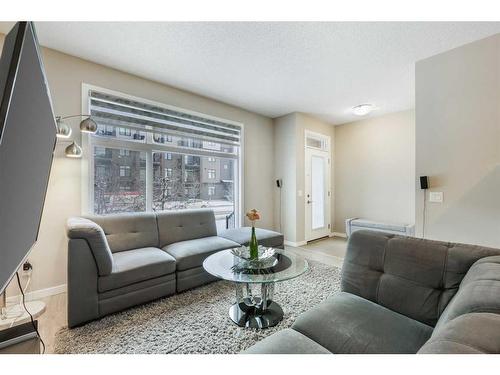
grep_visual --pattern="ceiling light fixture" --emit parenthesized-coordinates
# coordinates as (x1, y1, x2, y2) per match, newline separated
(351, 104, 375, 116)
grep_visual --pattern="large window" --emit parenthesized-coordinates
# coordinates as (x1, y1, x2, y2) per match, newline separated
(85, 87, 242, 230)
(93, 147, 146, 214)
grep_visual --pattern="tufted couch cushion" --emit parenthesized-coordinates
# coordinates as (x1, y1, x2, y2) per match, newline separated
(88, 212, 159, 253)
(156, 209, 217, 247)
(434, 255, 500, 327)
(219, 227, 284, 249)
(418, 313, 500, 354)
(291, 292, 433, 354)
(341, 231, 500, 326)
(163, 236, 239, 271)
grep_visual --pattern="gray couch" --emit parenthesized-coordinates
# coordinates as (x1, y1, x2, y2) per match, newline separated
(245, 230, 500, 354)
(66, 209, 283, 328)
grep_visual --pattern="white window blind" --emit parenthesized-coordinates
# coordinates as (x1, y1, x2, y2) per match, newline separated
(89, 90, 241, 146)
(85, 87, 242, 231)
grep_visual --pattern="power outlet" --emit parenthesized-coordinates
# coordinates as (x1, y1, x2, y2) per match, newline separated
(22, 261, 33, 275)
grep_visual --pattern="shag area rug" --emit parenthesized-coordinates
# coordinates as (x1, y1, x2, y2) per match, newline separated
(54, 260, 341, 354)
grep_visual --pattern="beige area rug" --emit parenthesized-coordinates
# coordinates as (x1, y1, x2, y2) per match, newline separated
(54, 260, 341, 354)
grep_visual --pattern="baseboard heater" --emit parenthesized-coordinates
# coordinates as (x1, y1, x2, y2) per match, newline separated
(345, 218, 415, 237)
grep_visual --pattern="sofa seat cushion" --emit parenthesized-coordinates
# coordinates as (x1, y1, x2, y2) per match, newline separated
(292, 292, 434, 354)
(243, 328, 331, 354)
(219, 227, 284, 248)
(163, 236, 240, 271)
(98, 247, 176, 292)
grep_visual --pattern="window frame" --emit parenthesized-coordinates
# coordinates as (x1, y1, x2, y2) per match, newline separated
(81, 83, 244, 228)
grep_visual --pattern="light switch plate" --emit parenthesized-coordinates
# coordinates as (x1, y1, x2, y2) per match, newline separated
(429, 191, 443, 203)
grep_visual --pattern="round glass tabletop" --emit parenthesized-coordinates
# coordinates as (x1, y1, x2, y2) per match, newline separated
(203, 249, 308, 284)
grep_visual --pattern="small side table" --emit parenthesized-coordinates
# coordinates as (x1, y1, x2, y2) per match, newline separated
(0, 300, 46, 354)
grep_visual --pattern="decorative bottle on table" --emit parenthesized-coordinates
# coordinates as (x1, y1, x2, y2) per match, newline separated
(246, 209, 261, 260)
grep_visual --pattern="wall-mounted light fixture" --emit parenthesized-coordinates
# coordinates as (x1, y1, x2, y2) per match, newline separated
(55, 114, 98, 158)
(56, 117, 72, 138)
(64, 141, 83, 158)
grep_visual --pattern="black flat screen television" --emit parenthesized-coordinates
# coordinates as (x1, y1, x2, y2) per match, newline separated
(0, 22, 57, 294)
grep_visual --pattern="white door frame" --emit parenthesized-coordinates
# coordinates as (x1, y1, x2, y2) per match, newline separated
(304, 130, 332, 242)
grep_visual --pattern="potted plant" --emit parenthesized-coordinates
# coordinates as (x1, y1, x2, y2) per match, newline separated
(246, 209, 260, 260)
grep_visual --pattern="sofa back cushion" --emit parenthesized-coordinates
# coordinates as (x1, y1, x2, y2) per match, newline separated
(341, 231, 500, 326)
(87, 212, 159, 253)
(418, 312, 500, 354)
(157, 209, 217, 247)
(434, 255, 500, 330)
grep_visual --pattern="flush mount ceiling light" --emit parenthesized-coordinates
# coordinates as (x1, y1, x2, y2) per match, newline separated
(351, 104, 375, 116)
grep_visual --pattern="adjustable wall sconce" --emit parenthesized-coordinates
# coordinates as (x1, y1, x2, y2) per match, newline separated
(55, 115, 98, 158)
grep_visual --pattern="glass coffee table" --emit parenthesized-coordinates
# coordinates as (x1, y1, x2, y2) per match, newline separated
(203, 249, 308, 329)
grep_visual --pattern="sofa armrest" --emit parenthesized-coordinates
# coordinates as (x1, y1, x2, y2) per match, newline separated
(66, 217, 113, 276)
(67, 239, 99, 327)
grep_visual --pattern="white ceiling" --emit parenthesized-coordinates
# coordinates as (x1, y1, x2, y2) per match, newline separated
(1, 22, 499, 124)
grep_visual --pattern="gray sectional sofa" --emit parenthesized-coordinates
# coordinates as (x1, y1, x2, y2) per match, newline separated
(66, 209, 283, 328)
(246, 230, 500, 354)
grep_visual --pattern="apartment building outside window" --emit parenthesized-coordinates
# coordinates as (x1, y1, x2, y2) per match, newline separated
(85, 86, 242, 230)
(120, 165, 131, 177)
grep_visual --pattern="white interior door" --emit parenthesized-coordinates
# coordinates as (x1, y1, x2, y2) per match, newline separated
(305, 146, 331, 241)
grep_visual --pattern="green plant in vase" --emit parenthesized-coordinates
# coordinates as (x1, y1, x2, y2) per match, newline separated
(246, 209, 260, 260)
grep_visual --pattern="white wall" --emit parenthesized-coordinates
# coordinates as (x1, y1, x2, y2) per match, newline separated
(415, 34, 500, 247)
(274, 114, 298, 242)
(334, 110, 416, 233)
(2, 35, 275, 297)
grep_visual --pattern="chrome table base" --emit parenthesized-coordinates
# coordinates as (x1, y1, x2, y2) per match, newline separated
(229, 282, 283, 329)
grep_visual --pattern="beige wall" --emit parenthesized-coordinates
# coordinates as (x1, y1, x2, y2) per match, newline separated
(274, 114, 297, 242)
(274, 112, 334, 244)
(2, 35, 275, 296)
(334, 110, 416, 233)
(415, 34, 500, 247)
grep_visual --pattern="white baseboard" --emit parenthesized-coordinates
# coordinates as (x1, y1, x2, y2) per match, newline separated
(6, 284, 66, 303)
(284, 240, 308, 247)
(333, 232, 347, 238)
